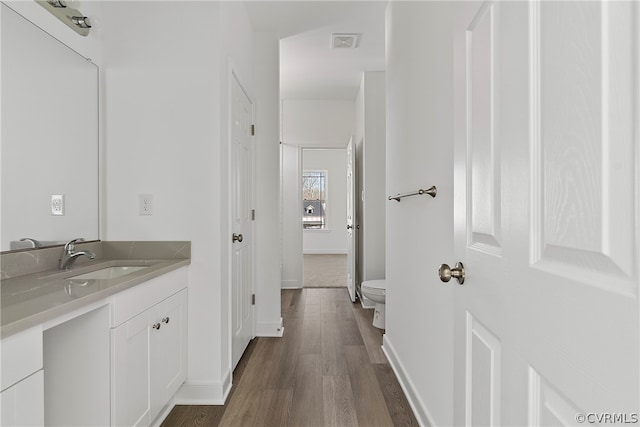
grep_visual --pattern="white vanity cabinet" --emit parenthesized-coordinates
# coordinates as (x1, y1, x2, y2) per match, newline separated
(150, 289, 188, 419)
(0, 326, 44, 427)
(110, 267, 188, 427)
(111, 309, 153, 427)
(0, 371, 44, 427)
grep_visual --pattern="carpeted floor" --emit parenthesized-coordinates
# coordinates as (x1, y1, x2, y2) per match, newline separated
(303, 254, 347, 288)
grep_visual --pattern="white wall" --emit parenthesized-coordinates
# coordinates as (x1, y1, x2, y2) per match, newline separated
(281, 143, 303, 288)
(281, 99, 354, 288)
(302, 149, 348, 254)
(383, 2, 455, 426)
(101, 1, 254, 403)
(353, 72, 386, 284)
(282, 99, 354, 147)
(362, 72, 386, 281)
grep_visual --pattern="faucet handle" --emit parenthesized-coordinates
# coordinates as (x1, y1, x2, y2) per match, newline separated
(64, 238, 85, 252)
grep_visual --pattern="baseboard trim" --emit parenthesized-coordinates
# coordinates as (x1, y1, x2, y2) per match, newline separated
(281, 279, 301, 288)
(173, 373, 231, 405)
(302, 250, 347, 255)
(256, 317, 284, 337)
(150, 401, 176, 427)
(152, 372, 231, 425)
(382, 335, 434, 427)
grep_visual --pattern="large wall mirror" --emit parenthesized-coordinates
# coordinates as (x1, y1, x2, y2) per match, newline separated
(1, 4, 99, 251)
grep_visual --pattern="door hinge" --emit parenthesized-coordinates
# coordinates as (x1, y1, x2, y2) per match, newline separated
(252, 294, 256, 305)
(251, 124, 255, 136)
(252, 209, 256, 220)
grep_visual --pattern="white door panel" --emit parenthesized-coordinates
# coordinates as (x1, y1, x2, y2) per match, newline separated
(453, 1, 639, 425)
(466, 1, 502, 256)
(231, 73, 254, 370)
(346, 138, 356, 302)
(533, 1, 637, 293)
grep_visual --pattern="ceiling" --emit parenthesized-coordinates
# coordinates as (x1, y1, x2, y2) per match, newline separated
(245, 1, 387, 100)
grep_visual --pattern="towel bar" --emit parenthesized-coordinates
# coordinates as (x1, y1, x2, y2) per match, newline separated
(388, 185, 437, 202)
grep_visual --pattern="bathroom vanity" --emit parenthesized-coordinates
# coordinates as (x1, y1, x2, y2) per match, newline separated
(0, 241, 190, 427)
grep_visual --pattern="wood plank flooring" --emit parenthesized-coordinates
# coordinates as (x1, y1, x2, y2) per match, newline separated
(161, 288, 418, 427)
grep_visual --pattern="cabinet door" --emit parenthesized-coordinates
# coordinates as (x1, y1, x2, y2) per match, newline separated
(111, 310, 152, 427)
(150, 289, 188, 419)
(0, 370, 44, 427)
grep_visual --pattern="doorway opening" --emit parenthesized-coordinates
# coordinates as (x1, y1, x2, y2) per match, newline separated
(301, 148, 349, 289)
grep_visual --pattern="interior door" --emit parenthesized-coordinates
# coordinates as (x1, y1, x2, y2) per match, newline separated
(231, 72, 254, 370)
(452, 1, 639, 425)
(346, 138, 357, 302)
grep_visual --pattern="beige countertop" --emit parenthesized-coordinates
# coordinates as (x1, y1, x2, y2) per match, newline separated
(1, 258, 190, 338)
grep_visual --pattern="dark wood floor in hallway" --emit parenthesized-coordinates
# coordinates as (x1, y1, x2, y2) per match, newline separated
(162, 288, 418, 426)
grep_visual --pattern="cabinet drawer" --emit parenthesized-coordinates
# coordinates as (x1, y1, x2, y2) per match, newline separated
(1, 326, 42, 391)
(110, 267, 187, 328)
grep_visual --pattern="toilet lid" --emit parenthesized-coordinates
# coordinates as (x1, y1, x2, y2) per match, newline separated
(362, 279, 386, 290)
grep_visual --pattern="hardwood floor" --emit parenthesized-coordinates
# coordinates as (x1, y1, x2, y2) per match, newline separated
(161, 288, 418, 427)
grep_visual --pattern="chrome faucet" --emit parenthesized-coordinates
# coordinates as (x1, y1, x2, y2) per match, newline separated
(58, 238, 96, 270)
(19, 237, 43, 248)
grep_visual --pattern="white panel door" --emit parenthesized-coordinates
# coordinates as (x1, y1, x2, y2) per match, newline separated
(231, 73, 254, 370)
(346, 138, 357, 302)
(453, 1, 639, 425)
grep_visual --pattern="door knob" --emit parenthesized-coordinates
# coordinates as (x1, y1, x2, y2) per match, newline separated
(232, 233, 243, 243)
(438, 262, 465, 285)
(347, 225, 353, 230)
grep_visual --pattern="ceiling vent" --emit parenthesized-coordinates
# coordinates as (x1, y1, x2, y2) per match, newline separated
(331, 33, 361, 49)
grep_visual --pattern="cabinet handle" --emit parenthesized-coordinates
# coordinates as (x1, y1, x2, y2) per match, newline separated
(152, 323, 161, 330)
(162, 317, 170, 324)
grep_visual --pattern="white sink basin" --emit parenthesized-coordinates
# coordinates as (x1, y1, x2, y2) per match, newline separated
(69, 266, 148, 280)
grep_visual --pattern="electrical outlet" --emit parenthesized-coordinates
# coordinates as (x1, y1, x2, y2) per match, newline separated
(139, 194, 153, 216)
(51, 194, 65, 216)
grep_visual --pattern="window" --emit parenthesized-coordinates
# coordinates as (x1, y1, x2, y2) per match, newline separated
(302, 170, 327, 229)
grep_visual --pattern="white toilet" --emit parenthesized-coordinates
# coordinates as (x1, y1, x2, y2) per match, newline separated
(361, 279, 386, 329)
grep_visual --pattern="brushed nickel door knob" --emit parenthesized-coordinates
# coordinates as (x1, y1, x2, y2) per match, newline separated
(232, 233, 243, 243)
(439, 262, 465, 285)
